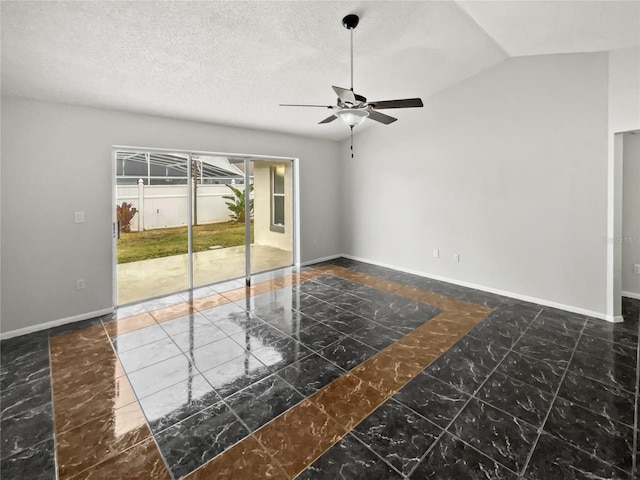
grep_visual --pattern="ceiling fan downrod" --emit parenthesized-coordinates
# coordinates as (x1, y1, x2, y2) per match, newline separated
(342, 14, 359, 91)
(343, 15, 359, 159)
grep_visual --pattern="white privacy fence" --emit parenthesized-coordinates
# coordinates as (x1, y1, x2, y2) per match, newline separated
(117, 181, 245, 231)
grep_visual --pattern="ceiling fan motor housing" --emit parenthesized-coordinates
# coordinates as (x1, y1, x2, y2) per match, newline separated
(339, 93, 367, 107)
(342, 14, 359, 30)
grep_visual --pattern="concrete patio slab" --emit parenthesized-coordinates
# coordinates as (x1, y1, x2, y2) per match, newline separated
(117, 244, 292, 305)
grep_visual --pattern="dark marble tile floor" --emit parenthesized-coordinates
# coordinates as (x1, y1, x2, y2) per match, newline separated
(0, 314, 112, 479)
(1, 259, 639, 480)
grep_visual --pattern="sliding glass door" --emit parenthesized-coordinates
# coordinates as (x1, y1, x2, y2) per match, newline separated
(191, 156, 250, 288)
(115, 151, 190, 305)
(114, 148, 295, 305)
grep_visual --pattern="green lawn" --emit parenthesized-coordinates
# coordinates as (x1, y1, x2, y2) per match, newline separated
(117, 221, 253, 264)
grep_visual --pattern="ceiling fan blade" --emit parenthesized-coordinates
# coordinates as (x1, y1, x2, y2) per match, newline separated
(367, 109, 397, 125)
(279, 104, 333, 108)
(367, 98, 423, 110)
(332, 86, 357, 104)
(319, 115, 337, 124)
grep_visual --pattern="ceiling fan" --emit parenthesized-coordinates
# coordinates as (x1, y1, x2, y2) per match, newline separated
(279, 14, 424, 156)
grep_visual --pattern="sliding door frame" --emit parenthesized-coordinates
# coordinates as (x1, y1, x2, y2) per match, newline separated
(112, 145, 299, 307)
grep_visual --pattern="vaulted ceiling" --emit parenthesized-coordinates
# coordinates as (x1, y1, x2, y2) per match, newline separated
(2, 1, 638, 140)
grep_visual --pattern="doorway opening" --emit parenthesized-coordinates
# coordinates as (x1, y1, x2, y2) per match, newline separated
(621, 131, 640, 304)
(112, 147, 298, 306)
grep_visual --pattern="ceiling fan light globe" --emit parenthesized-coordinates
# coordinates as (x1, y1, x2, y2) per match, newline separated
(335, 108, 369, 127)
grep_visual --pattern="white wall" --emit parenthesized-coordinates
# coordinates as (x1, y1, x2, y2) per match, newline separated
(1, 97, 341, 334)
(341, 53, 610, 317)
(609, 47, 640, 134)
(607, 46, 640, 319)
(622, 132, 640, 297)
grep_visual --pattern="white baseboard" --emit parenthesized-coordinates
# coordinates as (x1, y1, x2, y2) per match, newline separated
(301, 254, 342, 267)
(341, 254, 616, 322)
(0, 307, 114, 340)
(622, 291, 640, 301)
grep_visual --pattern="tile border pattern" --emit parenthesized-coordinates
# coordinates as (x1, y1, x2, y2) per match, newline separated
(49, 265, 491, 479)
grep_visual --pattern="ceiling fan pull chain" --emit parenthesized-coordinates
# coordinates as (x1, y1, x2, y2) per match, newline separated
(351, 125, 354, 158)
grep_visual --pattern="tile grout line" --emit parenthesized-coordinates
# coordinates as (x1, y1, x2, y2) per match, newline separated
(518, 318, 589, 477)
(404, 307, 543, 478)
(346, 430, 408, 478)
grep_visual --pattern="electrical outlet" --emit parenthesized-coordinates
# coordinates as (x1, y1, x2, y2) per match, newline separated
(76, 279, 85, 290)
(433, 249, 439, 258)
(453, 253, 460, 263)
(634, 264, 640, 275)
(74, 211, 85, 223)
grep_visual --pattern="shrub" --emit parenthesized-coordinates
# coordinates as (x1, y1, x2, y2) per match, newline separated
(117, 202, 138, 233)
(223, 183, 254, 223)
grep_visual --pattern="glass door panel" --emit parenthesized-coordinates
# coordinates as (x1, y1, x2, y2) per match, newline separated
(116, 151, 189, 304)
(249, 160, 294, 276)
(192, 157, 249, 288)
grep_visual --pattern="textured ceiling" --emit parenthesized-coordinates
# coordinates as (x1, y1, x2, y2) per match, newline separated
(1, 1, 638, 141)
(457, 0, 640, 56)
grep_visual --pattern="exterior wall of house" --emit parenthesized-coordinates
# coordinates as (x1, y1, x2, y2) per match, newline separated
(253, 162, 293, 253)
